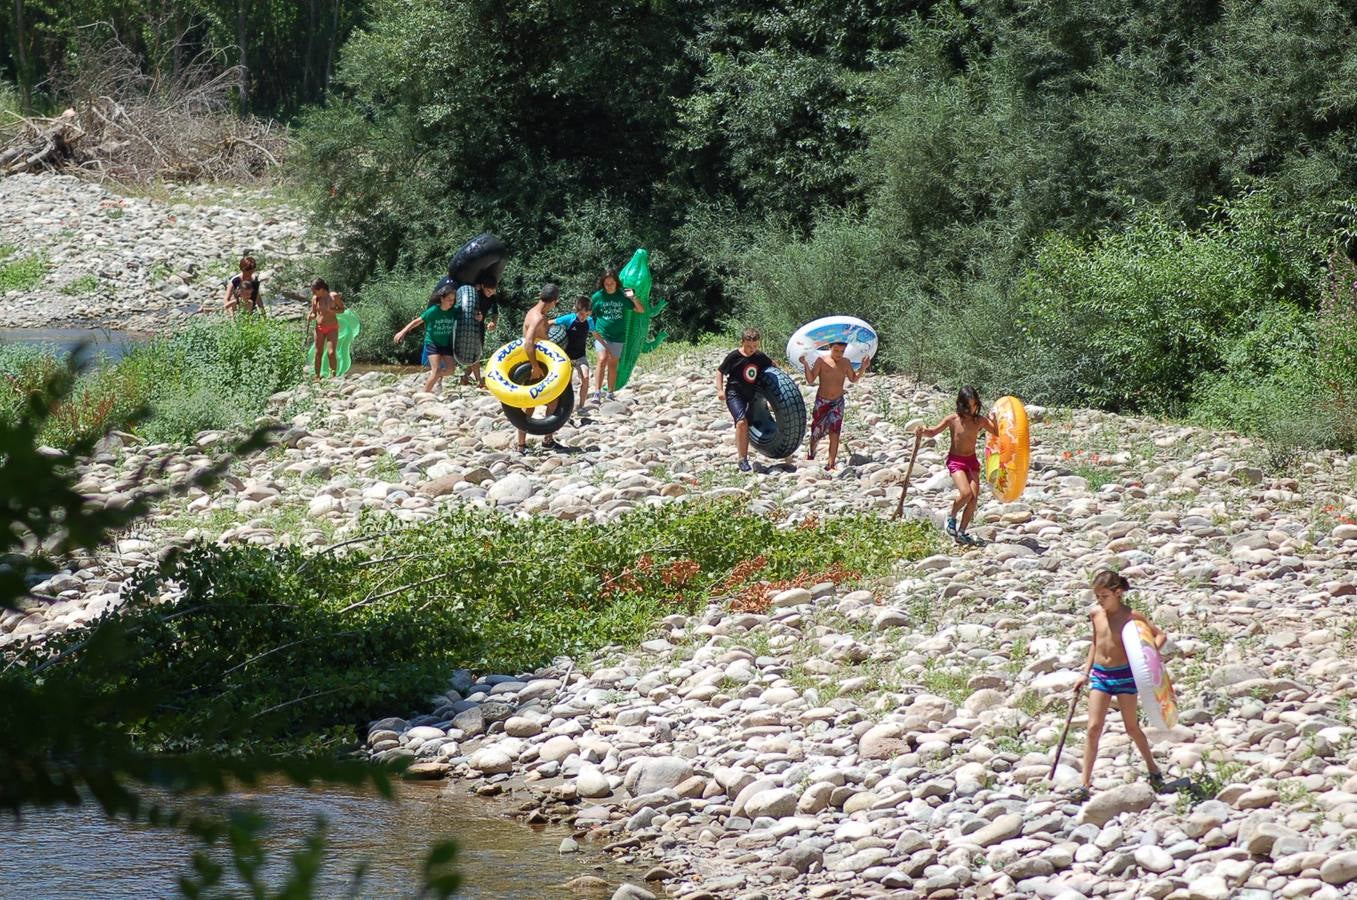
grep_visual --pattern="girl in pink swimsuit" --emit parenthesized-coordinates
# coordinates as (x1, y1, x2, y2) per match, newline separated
(917, 386, 998, 545)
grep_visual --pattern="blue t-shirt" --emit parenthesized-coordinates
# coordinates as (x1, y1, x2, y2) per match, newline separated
(553, 312, 596, 359)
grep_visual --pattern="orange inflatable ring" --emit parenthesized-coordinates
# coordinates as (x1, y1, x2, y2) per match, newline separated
(984, 395, 1030, 502)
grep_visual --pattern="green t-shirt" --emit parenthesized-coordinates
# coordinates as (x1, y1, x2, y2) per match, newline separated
(591, 288, 630, 342)
(421, 304, 458, 347)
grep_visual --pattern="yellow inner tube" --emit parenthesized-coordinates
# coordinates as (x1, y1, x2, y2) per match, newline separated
(984, 395, 1030, 503)
(485, 339, 572, 409)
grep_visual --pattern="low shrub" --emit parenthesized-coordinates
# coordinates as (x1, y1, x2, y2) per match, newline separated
(0, 318, 304, 448)
(19, 500, 935, 752)
(349, 270, 434, 365)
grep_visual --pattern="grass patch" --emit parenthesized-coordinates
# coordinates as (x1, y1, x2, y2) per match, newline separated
(60, 275, 100, 296)
(0, 252, 49, 293)
(0, 317, 305, 449)
(17, 500, 934, 753)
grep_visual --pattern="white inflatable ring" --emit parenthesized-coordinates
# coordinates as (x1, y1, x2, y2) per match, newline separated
(485, 339, 572, 409)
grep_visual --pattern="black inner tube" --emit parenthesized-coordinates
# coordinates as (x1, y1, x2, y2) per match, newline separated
(500, 361, 575, 436)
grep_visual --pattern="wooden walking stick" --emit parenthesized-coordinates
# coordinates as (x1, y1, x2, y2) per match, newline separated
(1049, 684, 1083, 781)
(892, 430, 925, 520)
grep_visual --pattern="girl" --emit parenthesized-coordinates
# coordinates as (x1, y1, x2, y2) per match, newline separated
(223, 256, 264, 315)
(917, 386, 997, 545)
(590, 266, 644, 401)
(394, 282, 459, 393)
(1070, 570, 1167, 801)
(307, 278, 345, 380)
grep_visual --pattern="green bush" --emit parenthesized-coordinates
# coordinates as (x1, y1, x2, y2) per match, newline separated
(0, 318, 304, 448)
(1191, 305, 1334, 455)
(28, 500, 935, 751)
(1015, 192, 1324, 415)
(350, 271, 434, 365)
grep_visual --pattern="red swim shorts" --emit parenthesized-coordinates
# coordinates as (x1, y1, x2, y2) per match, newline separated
(946, 452, 980, 476)
(315, 323, 339, 338)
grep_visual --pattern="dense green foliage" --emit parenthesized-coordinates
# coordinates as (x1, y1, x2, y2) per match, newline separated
(286, 0, 1357, 448)
(27, 501, 933, 751)
(0, 318, 304, 448)
(0, 361, 459, 897)
(0, 0, 362, 114)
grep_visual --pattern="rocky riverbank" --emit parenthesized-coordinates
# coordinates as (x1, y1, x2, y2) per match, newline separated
(0, 173, 320, 331)
(8, 344, 1357, 899)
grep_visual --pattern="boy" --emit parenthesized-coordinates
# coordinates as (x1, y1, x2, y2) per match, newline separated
(307, 278, 345, 380)
(716, 328, 774, 473)
(803, 342, 871, 471)
(1070, 570, 1168, 801)
(517, 283, 562, 454)
(456, 272, 499, 387)
(553, 295, 595, 412)
(223, 256, 264, 315)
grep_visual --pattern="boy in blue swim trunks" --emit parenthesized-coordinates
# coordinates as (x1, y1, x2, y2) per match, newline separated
(1071, 570, 1167, 801)
(394, 281, 459, 393)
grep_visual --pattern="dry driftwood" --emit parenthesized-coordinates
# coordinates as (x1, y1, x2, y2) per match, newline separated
(0, 26, 289, 184)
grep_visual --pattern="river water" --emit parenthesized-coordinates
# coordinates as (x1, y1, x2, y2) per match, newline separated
(0, 781, 640, 898)
(0, 326, 144, 361)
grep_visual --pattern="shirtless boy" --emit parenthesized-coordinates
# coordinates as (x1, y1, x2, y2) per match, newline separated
(803, 342, 871, 471)
(307, 278, 345, 380)
(517, 283, 562, 454)
(1070, 570, 1168, 801)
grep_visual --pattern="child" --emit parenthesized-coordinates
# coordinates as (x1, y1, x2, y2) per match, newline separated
(455, 272, 499, 387)
(516, 283, 563, 454)
(917, 386, 997, 545)
(717, 328, 774, 473)
(223, 256, 264, 315)
(307, 278, 345, 380)
(803, 342, 871, 471)
(591, 266, 645, 400)
(553, 295, 595, 412)
(1070, 570, 1167, 801)
(394, 281, 459, 393)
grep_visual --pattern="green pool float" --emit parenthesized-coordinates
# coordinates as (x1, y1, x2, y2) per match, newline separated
(305, 308, 361, 377)
(614, 248, 668, 391)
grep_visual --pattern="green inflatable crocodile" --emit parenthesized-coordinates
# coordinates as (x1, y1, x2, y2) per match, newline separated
(614, 248, 668, 391)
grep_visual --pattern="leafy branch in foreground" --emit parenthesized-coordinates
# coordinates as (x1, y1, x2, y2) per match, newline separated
(0, 352, 459, 898)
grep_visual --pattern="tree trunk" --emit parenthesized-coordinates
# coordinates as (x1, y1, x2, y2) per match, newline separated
(12, 0, 32, 112)
(236, 0, 250, 111)
(325, 0, 339, 90)
(304, 0, 317, 99)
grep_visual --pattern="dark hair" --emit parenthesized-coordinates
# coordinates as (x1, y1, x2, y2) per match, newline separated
(597, 266, 620, 291)
(1091, 570, 1130, 592)
(575, 294, 592, 310)
(741, 327, 761, 343)
(541, 282, 560, 302)
(311, 278, 329, 292)
(829, 340, 848, 348)
(956, 385, 982, 419)
(476, 270, 498, 289)
(430, 282, 456, 305)
(239, 256, 256, 271)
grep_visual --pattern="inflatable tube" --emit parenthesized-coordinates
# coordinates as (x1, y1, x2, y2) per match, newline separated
(984, 395, 1030, 502)
(1122, 619, 1178, 730)
(304, 308, 361, 377)
(485, 338, 571, 409)
(501, 362, 576, 435)
(613, 248, 668, 391)
(786, 316, 878, 372)
(747, 367, 807, 459)
(448, 233, 508, 287)
(452, 284, 484, 366)
(547, 322, 567, 346)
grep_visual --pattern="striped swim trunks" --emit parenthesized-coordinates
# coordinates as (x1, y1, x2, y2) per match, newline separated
(1090, 663, 1137, 696)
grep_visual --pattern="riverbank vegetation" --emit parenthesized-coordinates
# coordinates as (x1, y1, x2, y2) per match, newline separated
(6, 0, 1357, 455)
(0, 318, 302, 448)
(18, 501, 933, 753)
